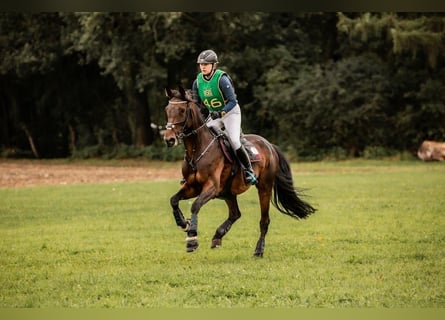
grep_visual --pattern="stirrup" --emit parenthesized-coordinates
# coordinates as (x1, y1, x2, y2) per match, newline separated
(244, 170, 257, 185)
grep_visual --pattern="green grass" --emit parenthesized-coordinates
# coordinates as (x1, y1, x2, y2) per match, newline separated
(0, 160, 444, 307)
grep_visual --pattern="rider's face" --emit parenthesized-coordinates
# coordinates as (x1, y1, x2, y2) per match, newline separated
(199, 63, 214, 76)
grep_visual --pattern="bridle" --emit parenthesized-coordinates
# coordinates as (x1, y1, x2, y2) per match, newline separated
(165, 100, 189, 131)
(165, 99, 207, 140)
(165, 97, 221, 170)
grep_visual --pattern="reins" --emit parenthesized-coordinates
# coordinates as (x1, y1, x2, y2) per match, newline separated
(185, 132, 224, 171)
(166, 98, 221, 170)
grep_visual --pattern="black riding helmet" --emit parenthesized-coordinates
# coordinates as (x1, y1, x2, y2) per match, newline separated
(197, 49, 218, 64)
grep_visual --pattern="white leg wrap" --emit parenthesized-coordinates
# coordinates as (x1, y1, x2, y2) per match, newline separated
(180, 220, 190, 232)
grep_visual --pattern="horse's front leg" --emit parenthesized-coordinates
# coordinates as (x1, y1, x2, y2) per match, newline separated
(186, 183, 217, 252)
(170, 183, 199, 231)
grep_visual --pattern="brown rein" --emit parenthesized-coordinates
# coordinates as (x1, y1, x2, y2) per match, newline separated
(166, 98, 223, 170)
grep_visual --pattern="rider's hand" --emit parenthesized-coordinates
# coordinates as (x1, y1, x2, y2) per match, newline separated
(210, 111, 221, 120)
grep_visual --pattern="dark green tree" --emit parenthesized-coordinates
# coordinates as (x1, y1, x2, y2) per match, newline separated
(62, 12, 157, 147)
(0, 13, 65, 157)
(1, 12, 444, 159)
(337, 12, 445, 150)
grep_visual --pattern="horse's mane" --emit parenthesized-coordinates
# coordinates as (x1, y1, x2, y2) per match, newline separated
(170, 88, 194, 102)
(169, 87, 206, 125)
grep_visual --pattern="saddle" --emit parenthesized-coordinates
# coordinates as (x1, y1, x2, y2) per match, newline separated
(208, 127, 261, 199)
(210, 127, 262, 164)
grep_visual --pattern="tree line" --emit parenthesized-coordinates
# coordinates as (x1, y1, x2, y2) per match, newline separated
(1, 12, 444, 160)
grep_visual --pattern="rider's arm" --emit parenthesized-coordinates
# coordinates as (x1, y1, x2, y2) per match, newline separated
(191, 79, 201, 104)
(219, 74, 238, 113)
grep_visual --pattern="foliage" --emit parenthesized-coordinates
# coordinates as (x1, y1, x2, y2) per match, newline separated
(255, 53, 393, 157)
(362, 146, 397, 159)
(70, 141, 184, 161)
(0, 12, 444, 159)
(0, 13, 63, 76)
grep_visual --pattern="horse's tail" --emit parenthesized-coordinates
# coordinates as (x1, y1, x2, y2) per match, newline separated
(271, 145, 316, 219)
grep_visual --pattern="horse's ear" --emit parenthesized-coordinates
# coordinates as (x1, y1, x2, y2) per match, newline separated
(178, 86, 187, 100)
(165, 87, 173, 98)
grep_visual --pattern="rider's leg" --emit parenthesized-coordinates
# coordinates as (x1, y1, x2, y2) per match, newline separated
(223, 105, 257, 185)
(236, 146, 257, 185)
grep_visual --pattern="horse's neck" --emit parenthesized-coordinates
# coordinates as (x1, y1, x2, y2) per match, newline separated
(183, 123, 218, 160)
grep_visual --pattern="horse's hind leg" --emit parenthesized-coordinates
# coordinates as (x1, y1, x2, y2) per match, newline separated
(254, 189, 271, 257)
(211, 196, 241, 248)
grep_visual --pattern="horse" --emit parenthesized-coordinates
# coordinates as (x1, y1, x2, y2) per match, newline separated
(163, 87, 316, 257)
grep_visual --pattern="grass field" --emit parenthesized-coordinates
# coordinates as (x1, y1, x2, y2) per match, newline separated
(0, 160, 444, 307)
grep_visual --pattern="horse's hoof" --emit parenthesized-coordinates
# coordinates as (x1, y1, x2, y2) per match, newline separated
(211, 238, 222, 249)
(186, 246, 198, 253)
(186, 236, 199, 252)
(253, 252, 264, 258)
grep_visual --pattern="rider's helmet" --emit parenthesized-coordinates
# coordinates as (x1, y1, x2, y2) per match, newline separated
(196, 49, 219, 64)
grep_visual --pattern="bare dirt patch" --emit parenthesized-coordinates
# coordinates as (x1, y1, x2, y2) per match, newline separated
(0, 160, 182, 188)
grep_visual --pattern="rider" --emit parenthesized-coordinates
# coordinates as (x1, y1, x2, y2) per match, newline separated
(192, 49, 257, 185)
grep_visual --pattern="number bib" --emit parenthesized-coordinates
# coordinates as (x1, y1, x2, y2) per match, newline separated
(197, 69, 227, 111)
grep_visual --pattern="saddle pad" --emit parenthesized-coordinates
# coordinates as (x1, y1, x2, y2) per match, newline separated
(218, 134, 261, 163)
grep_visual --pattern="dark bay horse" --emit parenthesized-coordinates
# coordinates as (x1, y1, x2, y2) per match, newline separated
(163, 87, 316, 257)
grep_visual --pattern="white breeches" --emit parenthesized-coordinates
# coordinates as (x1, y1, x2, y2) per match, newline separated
(206, 104, 242, 150)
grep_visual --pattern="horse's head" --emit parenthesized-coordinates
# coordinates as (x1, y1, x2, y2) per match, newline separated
(164, 87, 201, 147)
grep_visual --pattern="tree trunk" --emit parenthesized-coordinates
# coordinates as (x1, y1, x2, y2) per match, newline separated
(125, 86, 153, 147)
(21, 123, 40, 158)
(68, 124, 76, 155)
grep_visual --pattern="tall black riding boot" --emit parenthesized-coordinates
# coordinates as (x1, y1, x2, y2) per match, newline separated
(236, 146, 257, 185)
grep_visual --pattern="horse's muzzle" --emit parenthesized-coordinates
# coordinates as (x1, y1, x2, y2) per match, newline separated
(164, 136, 178, 147)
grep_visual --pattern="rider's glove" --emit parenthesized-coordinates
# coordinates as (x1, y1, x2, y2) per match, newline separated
(210, 111, 226, 120)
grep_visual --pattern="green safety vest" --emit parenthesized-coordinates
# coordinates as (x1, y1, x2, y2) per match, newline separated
(197, 69, 227, 111)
